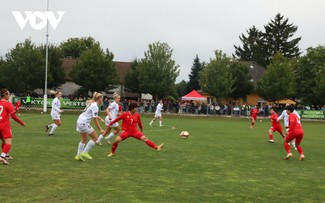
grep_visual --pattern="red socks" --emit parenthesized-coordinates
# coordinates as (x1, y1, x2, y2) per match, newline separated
(1, 143, 11, 155)
(268, 134, 274, 140)
(112, 143, 118, 154)
(284, 142, 291, 153)
(297, 146, 304, 155)
(251, 122, 255, 126)
(145, 140, 157, 149)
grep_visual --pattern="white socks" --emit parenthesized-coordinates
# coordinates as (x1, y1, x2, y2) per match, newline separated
(97, 134, 104, 142)
(77, 142, 85, 156)
(49, 124, 58, 134)
(106, 132, 115, 141)
(159, 121, 162, 127)
(83, 140, 95, 153)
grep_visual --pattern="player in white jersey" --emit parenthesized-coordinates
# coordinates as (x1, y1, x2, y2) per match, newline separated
(45, 91, 64, 136)
(277, 103, 300, 150)
(75, 92, 105, 161)
(96, 93, 122, 145)
(149, 100, 164, 127)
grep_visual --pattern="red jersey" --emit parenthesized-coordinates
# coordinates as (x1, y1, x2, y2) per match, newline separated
(110, 111, 143, 133)
(15, 100, 21, 110)
(0, 99, 15, 128)
(270, 113, 282, 128)
(288, 113, 304, 135)
(250, 108, 259, 116)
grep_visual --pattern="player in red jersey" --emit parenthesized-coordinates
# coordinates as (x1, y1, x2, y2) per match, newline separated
(283, 105, 305, 161)
(15, 99, 21, 114)
(267, 108, 285, 143)
(250, 105, 259, 129)
(0, 88, 25, 165)
(107, 102, 164, 157)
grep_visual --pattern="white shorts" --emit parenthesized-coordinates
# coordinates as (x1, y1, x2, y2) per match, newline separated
(105, 116, 119, 128)
(155, 113, 162, 118)
(76, 122, 94, 134)
(51, 112, 60, 120)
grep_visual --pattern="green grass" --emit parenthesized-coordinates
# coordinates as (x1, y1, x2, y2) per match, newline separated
(1, 111, 325, 203)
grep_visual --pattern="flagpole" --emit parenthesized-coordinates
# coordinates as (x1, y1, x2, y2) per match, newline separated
(43, 0, 49, 112)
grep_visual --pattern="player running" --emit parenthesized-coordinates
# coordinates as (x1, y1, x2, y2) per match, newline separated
(277, 103, 300, 150)
(250, 105, 259, 129)
(96, 93, 122, 145)
(75, 92, 105, 161)
(283, 105, 305, 161)
(267, 108, 285, 143)
(107, 102, 164, 157)
(0, 88, 25, 165)
(149, 100, 163, 127)
(45, 91, 64, 136)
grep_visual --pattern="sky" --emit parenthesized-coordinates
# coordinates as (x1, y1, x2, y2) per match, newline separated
(1, 0, 325, 82)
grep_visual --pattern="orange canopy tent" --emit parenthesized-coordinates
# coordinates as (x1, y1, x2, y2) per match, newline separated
(181, 90, 206, 101)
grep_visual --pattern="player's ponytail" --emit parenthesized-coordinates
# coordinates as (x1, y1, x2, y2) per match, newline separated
(86, 92, 103, 105)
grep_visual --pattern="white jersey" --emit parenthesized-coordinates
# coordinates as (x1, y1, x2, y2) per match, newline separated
(155, 103, 163, 117)
(105, 101, 119, 127)
(278, 109, 300, 127)
(77, 102, 99, 124)
(108, 101, 119, 120)
(51, 97, 62, 114)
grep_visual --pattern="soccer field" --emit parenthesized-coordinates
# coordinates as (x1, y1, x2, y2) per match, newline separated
(2, 111, 325, 202)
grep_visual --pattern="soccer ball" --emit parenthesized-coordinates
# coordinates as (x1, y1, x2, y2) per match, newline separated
(180, 131, 190, 139)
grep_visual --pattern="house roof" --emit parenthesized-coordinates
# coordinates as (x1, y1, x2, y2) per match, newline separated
(244, 61, 266, 84)
(61, 58, 132, 83)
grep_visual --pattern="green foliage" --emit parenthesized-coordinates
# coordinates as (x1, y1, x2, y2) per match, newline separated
(38, 44, 65, 89)
(60, 37, 96, 58)
(175, 80, 188, 98)
(257, 52, 295, 102)
(136, 41, 180, 100)
(234, 13, 301, 67)
(233, 26, 267, 67)
(229, 61, 254, 99)
(263, 13, 301, 64)
(295, 45, 325, 104)
(1, 39, 45, 93)
(199, 50, 234, 99)
(186, 55, 203, 92)
(70, 43, 119, 92)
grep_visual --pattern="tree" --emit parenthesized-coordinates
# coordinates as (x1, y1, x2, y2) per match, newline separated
(186, 55, 203, 92)
(60, 37, 96, 58)
(70, 43, 119, 92)
(257, 52, 295, 102)
(234, 13, 301, 67)
(38, 44, 65, 89)
(175, 80, 188, 98)
(2, 39, 45, 93)
(263, 13, 301, 64)
(314, 65, 325, 104)
(136, 41, 180, 100)
(199, 50, 234, 100)
(295, 45, 325, 104)
(233, 26, 267, 66)
(229, 61, 254, 100)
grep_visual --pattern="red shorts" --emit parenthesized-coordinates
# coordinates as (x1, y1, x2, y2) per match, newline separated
(251, 115, 257, 120)
(0, 126, 12, 139)
(285, 132, 304, 145)
(271, 126, 283, 133)
(118, 131, 144, 141)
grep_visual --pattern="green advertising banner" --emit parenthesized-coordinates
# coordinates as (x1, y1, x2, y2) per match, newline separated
(13, 97, 87, 109)
(294, 110, 324, 119)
